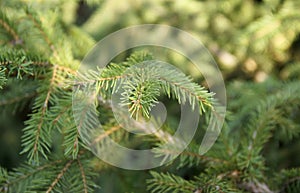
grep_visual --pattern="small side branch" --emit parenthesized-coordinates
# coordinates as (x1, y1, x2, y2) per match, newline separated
(0, 18, 20, 43)
(77, 159, 88, 193)
(45, 160, 74, 193)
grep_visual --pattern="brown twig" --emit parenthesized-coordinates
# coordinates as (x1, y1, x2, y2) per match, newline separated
(77, 159, 88, 193)
(0, 18, 20, 43)
(45, 160, 74, 193)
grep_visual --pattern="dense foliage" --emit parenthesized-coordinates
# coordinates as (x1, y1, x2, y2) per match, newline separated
(1, 0, 300, 192)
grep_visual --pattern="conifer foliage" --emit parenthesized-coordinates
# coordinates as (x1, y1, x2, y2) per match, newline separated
(1, 0, 300, 193)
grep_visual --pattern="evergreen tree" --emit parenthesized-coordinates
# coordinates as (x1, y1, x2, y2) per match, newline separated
(1, 0, 300, 192)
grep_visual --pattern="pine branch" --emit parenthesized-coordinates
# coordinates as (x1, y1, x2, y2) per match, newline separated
(0, 47, 51, 80)
(25, 8, 58, 57)
(158, 145, 229, 169)
(274, 168, 300, 193)
(281, 62, 300, 79)
(0, 160, 63, 192)
(21, 65, 61, 163)
(0, 66, 7, 89)
(0, 91, 36, 106)
(120, 64, 161, 119)
(193, 173, 242, 193)
(0, 10, 21, 45)
(91, 125, 122, 145)
(45, 159, 74, 193)
(34, 66, 57, 155)
(77, 159, 88, 193)
(61, 24, 96, 58)
(23, 7, 78, 66)
(75, 51, 153, 96)
(0, 80, 38, 115)
(0, 167, 8, 192)
(1, 155, 98, 192)
(0, 47, 76, 76)
(78, 55, 214, 121)
(47, 92, 81, 158)
(147, 171, 196, 193)
(237, 82, 300, 180)
(238, 181, 274, 193)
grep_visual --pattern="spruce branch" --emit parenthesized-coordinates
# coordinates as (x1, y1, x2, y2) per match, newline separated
(91, 125, 122, 145)
(0, 48, 49, 79)
(147, 171, 196, 193)
(0, 90, 36, 106)
(0, 10, 21, 45)
(45, 159, 74, 193)
(0, 79, 38, 114)
(1, 2, 300, 192)
(77, 159, 88, 193)
(77, 54, 214, 121)
(0, 160, 63, 192)
(193, 174, 242, 193)
(48, 92, 81, 158)
(25, 8, 58, 57)
(21, 65, 62, 163)
(0, 66, 7, 89)
(234, 82, 300, 181)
